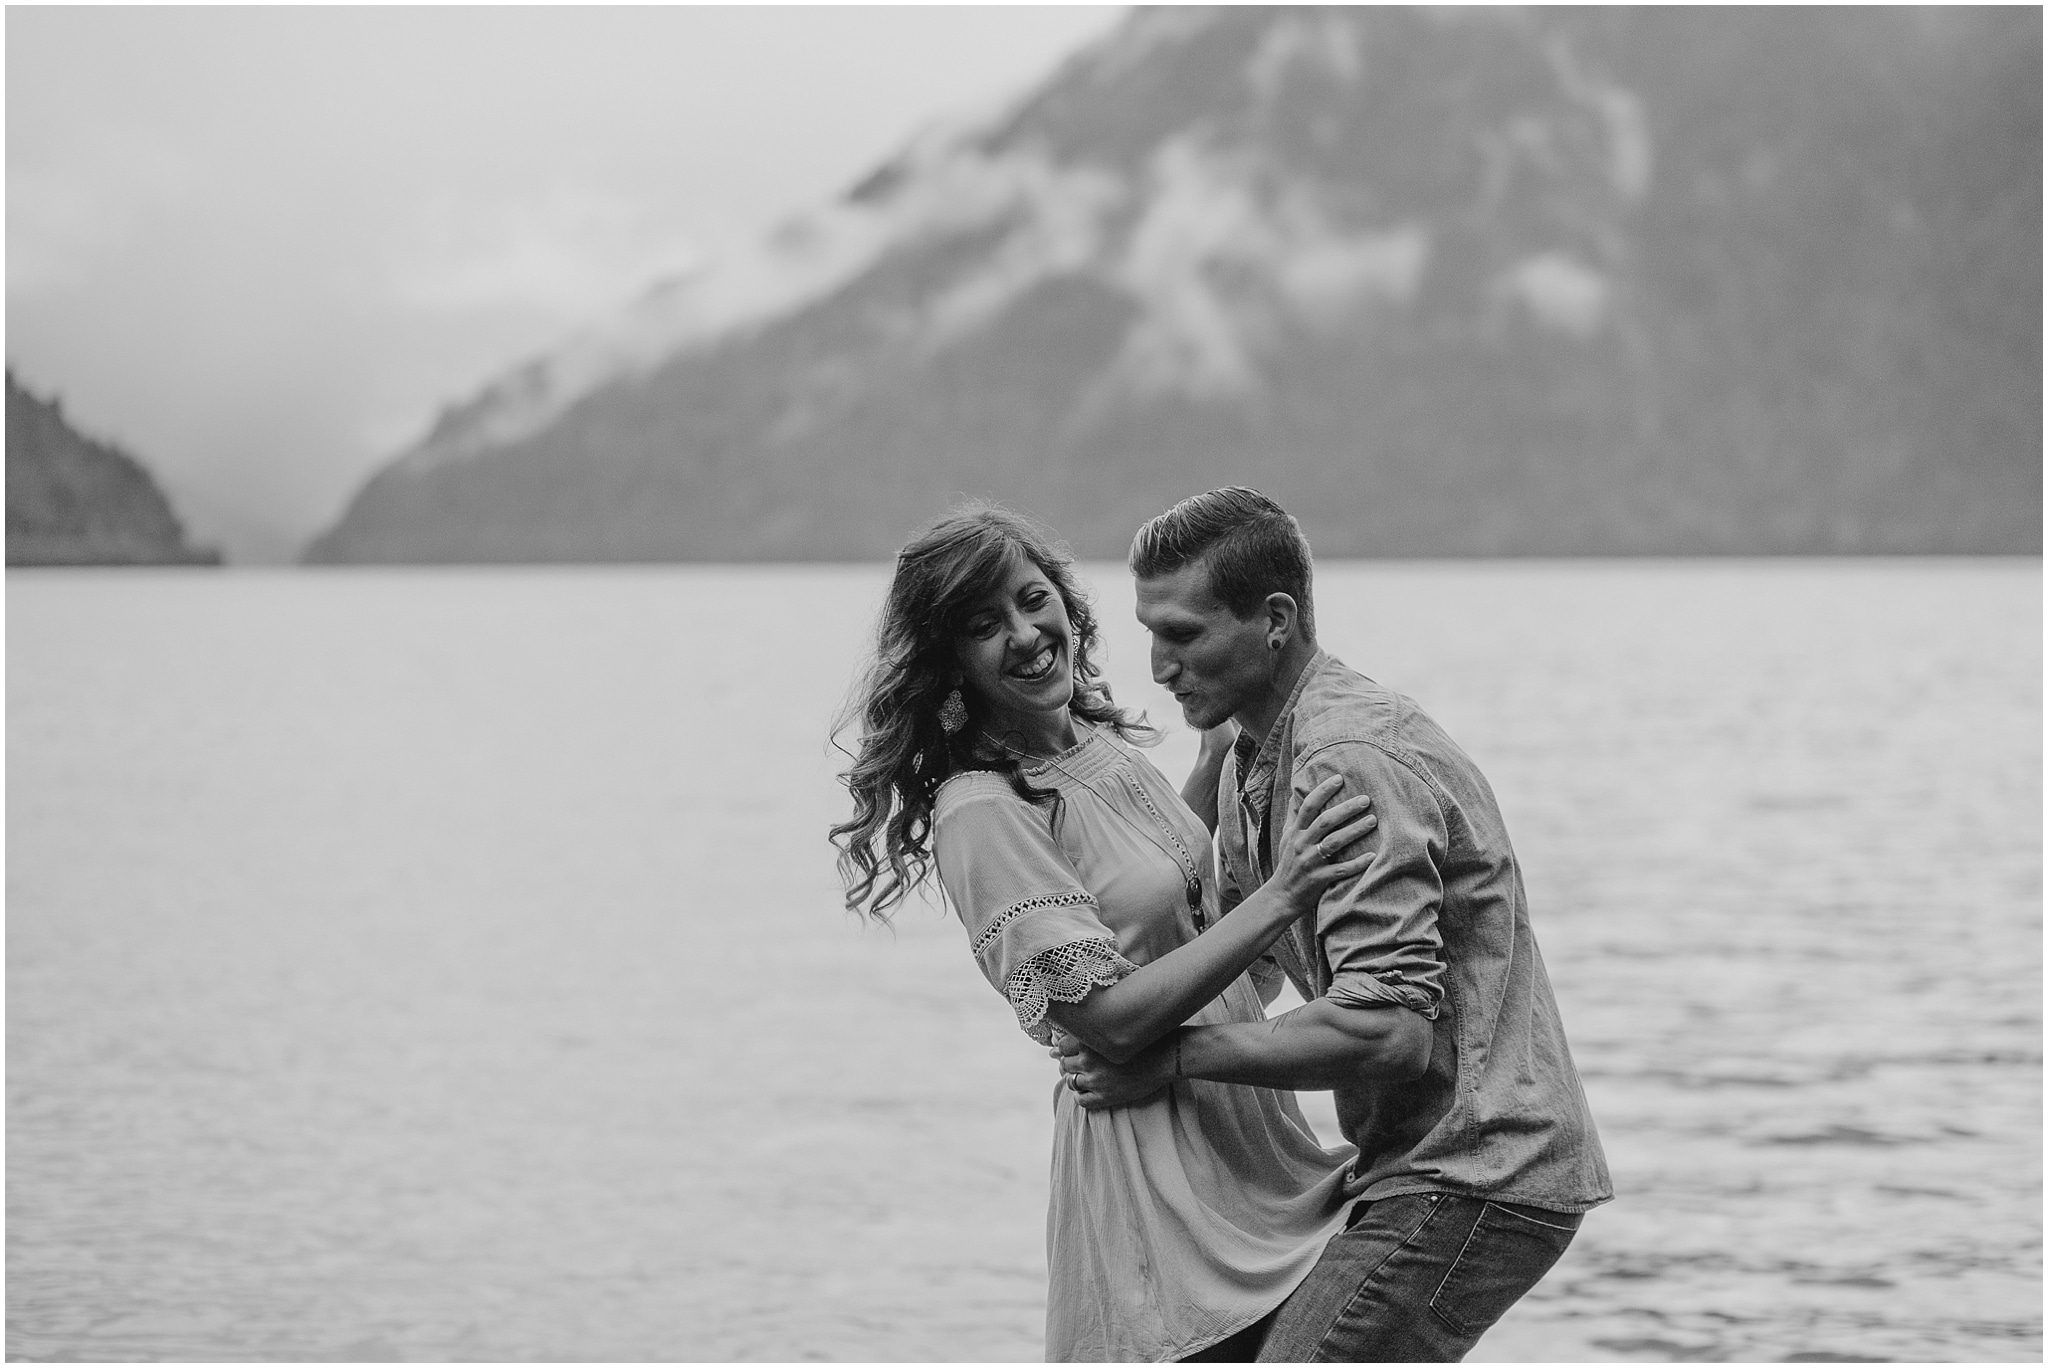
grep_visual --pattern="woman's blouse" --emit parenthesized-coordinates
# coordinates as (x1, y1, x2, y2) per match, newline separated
(933, 725, 1360, 1363)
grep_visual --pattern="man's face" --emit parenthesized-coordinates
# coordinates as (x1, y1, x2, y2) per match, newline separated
(1134, 560, 1275, 732)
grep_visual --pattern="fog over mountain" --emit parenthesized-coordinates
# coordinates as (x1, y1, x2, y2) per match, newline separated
(307, 7, 2041, 564)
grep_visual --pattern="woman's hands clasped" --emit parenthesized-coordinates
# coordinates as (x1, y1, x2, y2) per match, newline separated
(1270, 774, 1377, 918)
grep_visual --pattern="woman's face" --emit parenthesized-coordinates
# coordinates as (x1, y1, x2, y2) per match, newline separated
(952, 552, 1075, 732)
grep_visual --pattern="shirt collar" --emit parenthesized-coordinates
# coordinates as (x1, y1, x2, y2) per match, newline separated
(1233, 647, 1330, 814)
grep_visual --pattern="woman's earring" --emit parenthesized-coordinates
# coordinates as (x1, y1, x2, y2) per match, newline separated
(937, 688, 968, 735)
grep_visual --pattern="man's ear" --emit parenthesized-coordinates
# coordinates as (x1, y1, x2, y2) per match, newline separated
(1263, 593, 1299, 650)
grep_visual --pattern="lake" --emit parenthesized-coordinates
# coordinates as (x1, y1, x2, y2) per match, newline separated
(7, 559, 2040, 1361)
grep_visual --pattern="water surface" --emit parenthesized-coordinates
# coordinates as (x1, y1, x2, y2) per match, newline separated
(8, 559, 2039, 1360)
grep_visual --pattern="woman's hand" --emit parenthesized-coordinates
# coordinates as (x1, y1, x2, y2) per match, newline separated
(1270, 774, 1377, 917)
(1052, 1032, 1172, 1110)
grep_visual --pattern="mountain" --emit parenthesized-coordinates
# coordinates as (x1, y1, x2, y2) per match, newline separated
(7, 373, 221, 566)
(307, 6, 2041, 564)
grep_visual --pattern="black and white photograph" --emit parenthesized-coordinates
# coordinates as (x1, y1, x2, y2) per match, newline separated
(7, 6, 2040, 1362)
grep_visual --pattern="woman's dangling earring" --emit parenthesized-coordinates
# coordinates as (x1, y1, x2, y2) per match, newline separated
(937, 687, 968, 735)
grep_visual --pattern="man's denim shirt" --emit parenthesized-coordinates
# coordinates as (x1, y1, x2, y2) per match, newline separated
(1219, 650, 1613, 1213)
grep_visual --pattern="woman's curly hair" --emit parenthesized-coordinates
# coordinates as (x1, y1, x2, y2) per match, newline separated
(830, 503, 1155, 922)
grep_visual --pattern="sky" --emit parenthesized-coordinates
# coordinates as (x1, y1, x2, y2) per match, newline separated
(6, 5, 1125, 560)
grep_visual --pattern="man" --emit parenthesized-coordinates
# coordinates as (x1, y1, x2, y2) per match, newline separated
(1057, 488, 1611, 1362)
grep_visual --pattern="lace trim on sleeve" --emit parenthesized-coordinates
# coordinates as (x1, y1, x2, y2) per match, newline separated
(971, 890, 1097, 955)
(1005, 937, 1140, 1044)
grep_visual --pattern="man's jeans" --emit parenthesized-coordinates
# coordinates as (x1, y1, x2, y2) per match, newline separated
(1255, 1192, 1582, 1362)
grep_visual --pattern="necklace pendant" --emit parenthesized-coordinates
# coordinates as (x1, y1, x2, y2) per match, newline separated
(1185, 875, 1202, 909)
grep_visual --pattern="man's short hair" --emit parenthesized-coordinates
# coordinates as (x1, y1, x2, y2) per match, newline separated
(1129, 487, 1316, 641)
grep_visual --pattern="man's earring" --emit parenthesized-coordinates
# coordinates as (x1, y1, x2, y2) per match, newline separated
(937, 687, 968, 734)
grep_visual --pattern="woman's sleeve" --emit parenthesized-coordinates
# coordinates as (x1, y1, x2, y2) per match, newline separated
(933, 779, 1138, 1043)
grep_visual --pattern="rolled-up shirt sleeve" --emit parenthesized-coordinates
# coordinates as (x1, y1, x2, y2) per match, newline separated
(1291, 740, 1447, 1019)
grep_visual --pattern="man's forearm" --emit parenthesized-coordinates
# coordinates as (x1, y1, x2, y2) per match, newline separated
(1177, 997, 1432, 1090)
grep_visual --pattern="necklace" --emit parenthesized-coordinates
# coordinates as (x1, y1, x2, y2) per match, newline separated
(975, 724, 1083, 765)
(983, 726, 1208, 925)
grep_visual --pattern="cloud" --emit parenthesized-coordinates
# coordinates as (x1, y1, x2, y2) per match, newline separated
(4, 6, 1131, 543)
(382, 186, 704, 320)
(1498, 252, 1610, 337)
(7, 129, 198, 294)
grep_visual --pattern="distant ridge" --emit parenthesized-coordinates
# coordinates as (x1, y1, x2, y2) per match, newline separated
(7, 373, 221, 567)
(308, 6, 2042, 564)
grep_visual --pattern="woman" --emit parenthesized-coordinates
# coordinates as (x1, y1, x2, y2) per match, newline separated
(832, 506, 1378, 1361)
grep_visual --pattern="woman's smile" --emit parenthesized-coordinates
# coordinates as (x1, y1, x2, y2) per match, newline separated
(1009, 643, 1060, 682)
